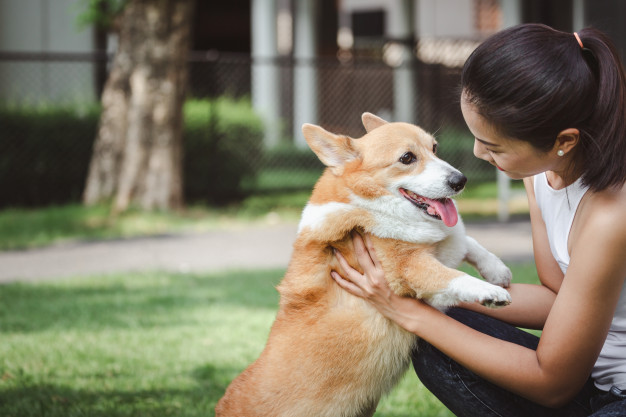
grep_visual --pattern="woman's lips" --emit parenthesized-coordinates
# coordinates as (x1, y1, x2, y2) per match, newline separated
(496, 165, 504, 171)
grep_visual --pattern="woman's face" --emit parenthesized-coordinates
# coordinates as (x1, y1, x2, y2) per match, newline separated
(460, 97, 556, 180)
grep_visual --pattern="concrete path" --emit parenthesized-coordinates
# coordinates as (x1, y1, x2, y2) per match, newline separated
(0, 219, 533, 283)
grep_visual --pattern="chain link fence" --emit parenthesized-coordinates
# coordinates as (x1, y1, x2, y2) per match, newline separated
(1, 44, 496, 208)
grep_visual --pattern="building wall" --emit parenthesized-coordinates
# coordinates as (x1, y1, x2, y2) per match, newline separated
(341, 0, 477, 39)
(418, 0, 474, 37)
(0, 0, 97, 104)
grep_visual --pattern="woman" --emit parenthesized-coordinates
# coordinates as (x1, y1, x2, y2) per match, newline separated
(332, 24, 626, 416)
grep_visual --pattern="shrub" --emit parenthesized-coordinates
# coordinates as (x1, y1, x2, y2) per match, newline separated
(246, 144, 324, 193)
(183, 97, 264, 205)
(0, 98, 265, 208)
(0, 104, 100, 207)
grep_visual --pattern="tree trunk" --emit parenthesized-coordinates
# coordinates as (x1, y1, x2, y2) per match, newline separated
(83, 0, 194, 213)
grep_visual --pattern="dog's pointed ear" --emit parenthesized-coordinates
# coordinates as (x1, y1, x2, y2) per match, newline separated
(302, 123, 358, 175)
(362, 112, 388, 133)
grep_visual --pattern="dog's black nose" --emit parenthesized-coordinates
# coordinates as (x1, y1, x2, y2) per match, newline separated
(447, 172, 467, 192)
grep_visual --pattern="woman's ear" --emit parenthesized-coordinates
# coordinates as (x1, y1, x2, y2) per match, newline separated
(554, 128, 580, 156)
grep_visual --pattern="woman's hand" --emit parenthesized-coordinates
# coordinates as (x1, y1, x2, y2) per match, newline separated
(331, 232, 427, 329)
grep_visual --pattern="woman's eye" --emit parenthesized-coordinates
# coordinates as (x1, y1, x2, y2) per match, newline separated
(399, 152, 417, 165)
(432, 143, 438, 154)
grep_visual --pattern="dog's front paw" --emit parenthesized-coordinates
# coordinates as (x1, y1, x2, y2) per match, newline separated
(479, 254, 512, 288)
(427, 275, 512, 309)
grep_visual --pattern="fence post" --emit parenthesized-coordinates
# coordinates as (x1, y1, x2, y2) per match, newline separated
(497, 169, 510, 222)
(252, 0, 281, 148)
(497, 0, 520, 222)
(500, 0, 521, 29)
(293, 0, 318, 148)
(390, 0, 416, 124)
(572, 0, 585, 30)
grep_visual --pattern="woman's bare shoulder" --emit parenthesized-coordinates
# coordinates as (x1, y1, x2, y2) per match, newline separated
(572, 184, 626, 263)
(582, 184, 626, 228)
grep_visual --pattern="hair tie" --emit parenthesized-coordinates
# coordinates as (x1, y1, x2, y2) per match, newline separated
(574, 32, 584, 49)
(573, 32, 598, 73)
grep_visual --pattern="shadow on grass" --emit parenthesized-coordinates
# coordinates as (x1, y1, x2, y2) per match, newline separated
(0, 360, 253, 417)
(0, 383, 221, 417)
(0, 269, 284, 333)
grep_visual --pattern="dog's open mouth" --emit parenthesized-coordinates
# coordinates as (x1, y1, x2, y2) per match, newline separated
(399, 188, 458, 227)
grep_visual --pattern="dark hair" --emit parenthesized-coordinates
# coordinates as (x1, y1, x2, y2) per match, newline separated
(461, 23, 626, 191)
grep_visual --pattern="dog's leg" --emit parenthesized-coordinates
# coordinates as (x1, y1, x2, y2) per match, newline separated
(464, 236, 512, 287)
(426, 272, 512, 309)
(394, 252, 511, 309)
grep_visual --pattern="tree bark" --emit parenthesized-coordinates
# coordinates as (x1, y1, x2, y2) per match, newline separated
(83, 0, 194, 213)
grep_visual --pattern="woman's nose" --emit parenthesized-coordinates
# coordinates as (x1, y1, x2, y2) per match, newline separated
(473, 139, 490, 161)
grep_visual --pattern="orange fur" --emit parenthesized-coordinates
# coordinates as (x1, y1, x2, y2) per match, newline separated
(215, 114, 510, 417)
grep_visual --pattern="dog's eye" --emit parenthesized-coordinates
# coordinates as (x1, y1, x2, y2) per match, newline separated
(399, 152, 416, 165)
(433, 143, 438, 154)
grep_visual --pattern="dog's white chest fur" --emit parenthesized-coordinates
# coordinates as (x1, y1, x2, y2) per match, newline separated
(298, 196, 467, 266)
(300, 198, 455, 241)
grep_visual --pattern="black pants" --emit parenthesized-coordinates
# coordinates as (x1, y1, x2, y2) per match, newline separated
(412, 308, 626, 416)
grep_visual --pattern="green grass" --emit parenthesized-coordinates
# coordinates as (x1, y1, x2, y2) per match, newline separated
(0, 270, 283, 416)
(458, 180, 525, 199)
(0, 204, 216, 250)
(246, 168, 324, 192)
(0, 264, 539, 416)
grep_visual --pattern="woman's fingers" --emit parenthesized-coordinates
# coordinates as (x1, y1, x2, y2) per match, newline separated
(353, 232, 385, 288)
(352, 231, 377, 270)
(331, 270, 364, 297)
(362, 233, 383, 270)
(334, 248, 361, 281)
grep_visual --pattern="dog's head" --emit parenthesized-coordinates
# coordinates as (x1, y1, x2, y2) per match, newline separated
(302, 113, 466, 228)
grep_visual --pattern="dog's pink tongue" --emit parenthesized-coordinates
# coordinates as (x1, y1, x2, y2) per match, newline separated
(428, 198, 458, 227)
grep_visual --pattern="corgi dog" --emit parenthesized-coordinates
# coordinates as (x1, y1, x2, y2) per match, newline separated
(215, 113, 512, 417)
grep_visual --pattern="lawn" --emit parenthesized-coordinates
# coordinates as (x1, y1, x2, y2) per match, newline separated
(0, 263, 539, 416)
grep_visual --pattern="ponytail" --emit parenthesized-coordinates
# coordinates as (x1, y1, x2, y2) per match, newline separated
(461, 24, 626, 191)
(575, 28, 626, 191)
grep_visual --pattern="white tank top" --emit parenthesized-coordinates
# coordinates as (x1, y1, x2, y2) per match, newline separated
(534, 172, 626, 391)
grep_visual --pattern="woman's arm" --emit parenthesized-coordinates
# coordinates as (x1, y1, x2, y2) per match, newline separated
(459, 283, 555, 329)
(524, 177, 566, 292)
(459, 177, 561, 329)
(333, 198, 626, 407)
